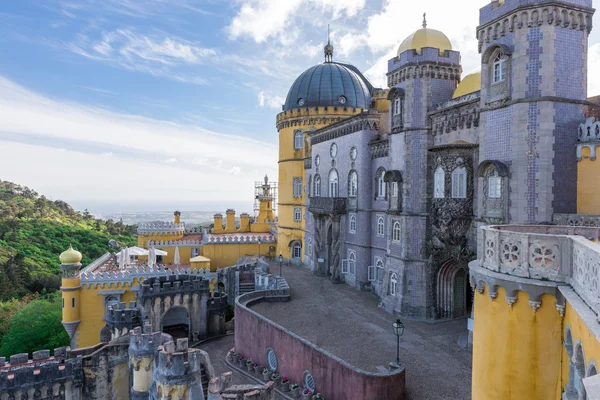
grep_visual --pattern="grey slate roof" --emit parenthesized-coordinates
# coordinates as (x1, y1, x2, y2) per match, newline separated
(283, 62, 373, 111)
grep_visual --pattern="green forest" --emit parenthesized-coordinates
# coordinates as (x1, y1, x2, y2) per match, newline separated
(0, 179, 137, 356)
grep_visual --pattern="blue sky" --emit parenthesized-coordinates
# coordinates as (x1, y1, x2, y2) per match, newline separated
(0, 0, 599, 213)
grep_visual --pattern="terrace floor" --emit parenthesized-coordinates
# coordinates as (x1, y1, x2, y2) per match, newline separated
(249, 261, 472, 400)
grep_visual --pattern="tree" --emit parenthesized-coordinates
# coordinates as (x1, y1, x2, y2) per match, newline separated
(0, 294, 69, 357)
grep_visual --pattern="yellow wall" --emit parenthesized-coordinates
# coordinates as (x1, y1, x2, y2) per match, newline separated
(276, 106, 362, 259)
(577, 146, 600, 214)
(561, 301, 600, 391)
(472, 285, 563, 400)
(154, 246, 199, 265)
(61, 277, 81, 323)
(201, 242, 273, 270)
(74, 280, 139, 349)
(138, 231, 184, 248)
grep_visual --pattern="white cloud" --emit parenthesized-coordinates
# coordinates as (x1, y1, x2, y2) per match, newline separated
(258, 91, 285, 109)
(589, 43, 600, 97)
(0, 76, 278, 208)
(68, 29, 215, 84)
(227, 0, 366, 44)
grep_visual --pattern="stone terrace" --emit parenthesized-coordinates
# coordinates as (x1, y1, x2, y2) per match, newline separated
(251, 262, 472, 400)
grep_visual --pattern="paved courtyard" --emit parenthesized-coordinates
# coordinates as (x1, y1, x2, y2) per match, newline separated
(250, 261, 472, 400)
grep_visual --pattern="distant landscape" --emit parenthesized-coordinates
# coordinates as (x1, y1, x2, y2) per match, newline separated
(95, 210, 224, 226)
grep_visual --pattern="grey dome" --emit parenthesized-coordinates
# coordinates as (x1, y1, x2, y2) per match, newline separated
(283, 62, 373, 111)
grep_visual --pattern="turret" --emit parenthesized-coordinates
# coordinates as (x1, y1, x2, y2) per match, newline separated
(60, 246, 83, 348)
(151, 338, 205, 399)
(239, 213, 250, 232)
(174, 210, 181, 225)
(224, 209, 236, 233)
(257, 176, 275, 224)
(129, 325, 163, 400)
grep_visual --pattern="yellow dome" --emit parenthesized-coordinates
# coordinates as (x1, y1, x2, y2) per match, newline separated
(59, 245, 82, 265)
(452, 71, 481, 99)
(397, 27, 453, 56)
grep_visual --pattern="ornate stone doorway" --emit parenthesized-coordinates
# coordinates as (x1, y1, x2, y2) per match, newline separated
(437, 260, 469, 319)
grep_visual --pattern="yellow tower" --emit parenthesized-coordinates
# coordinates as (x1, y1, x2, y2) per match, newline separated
(577, 118, 600, 214)
(276, 35, 373, 261)
(256, 175, 275, 224)
(60, 245, 83, 348)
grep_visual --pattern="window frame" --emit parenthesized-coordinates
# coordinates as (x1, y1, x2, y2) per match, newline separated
(293, 177, 303, 198)
(376, 258, 384, 283)
(488, 170, 501, 199)
(451, 167, 467, 199)
(329, 169, 339, 198)
(313, 174, 321, 196)
(349, 213, 357, 234)
(434, 166, 445, 198)
(392, 221, 401, 242)
(294, 131, 303, 150)
(292, 243, 302, 259)
(349, 170, 358, 197)
(389, 272, 398, 296)
(294, 207, 302, 222)
(348, 251, 356, 275)
(493, 52, 506, 84)
(377, 216, 385, 237)
(376, 168, 386, 199)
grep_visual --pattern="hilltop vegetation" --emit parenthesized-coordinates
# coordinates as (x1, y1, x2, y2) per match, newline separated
(0, 179, 137, 300)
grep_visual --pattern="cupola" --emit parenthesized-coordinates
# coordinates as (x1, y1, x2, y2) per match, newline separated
(452, 71, 481, 99)
(397, 13, 453, 56)
(60, 245, 83, 265)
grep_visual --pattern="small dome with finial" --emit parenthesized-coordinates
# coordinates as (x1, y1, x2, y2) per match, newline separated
(60, 245, 82, 265)
(397, 13, 453, 56)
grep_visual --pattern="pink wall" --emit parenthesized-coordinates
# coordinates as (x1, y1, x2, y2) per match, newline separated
(234, 291, 405, 400)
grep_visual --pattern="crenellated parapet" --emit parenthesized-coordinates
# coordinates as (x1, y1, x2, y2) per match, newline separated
(0, 347, 83, 399)
(137, 221, 185, 235)
(148, 239, 203, 247)
(309, 111, 380, 146)
(203, 234, 275, 244)
(80, 265, 217, 288)
(105, 301, 140, 341)
(152, 338, 206, 400)
(387, 49, 462, 87)
(577, 117, 600, 161)
(275, 106, 364, 131)
(429, 93, 481, 144)
(139, 275, 210, 299)
(478, 0, 594, 53)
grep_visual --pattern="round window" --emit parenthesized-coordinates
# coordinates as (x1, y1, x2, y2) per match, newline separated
(298, 98, 305, 106)
(266, 348, 278, 371)
(338, 95, 347, 105)
(330, 143, 338, 158)
(303, 370, 316, 392)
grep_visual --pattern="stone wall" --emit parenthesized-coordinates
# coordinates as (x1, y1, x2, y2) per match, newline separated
(234, 290, 406, 400)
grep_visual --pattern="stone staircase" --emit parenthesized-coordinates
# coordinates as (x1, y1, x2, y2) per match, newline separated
(238, 282, 256, 295)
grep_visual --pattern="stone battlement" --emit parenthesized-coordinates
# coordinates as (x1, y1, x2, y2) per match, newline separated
(129, 325, 163, 357)
(207, 293, 228, 311)
(148, 239, 202, 246)
(137, 221, 185, 234)
(203, 234, 275, 244)
(80, 264, 217, 287)
(156, 339, 202, 377)
(0, 347, 82, 392)
(140, 275, 210, 297)
(276, 105, 364, 123)
(106, 301, 138, 325)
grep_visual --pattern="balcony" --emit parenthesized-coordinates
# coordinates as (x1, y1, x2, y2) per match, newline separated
(304, 157, 312, 169)
(554, 213, 600, 227)
(308, 197, 347, 215)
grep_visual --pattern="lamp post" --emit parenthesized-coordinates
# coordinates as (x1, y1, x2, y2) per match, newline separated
(392, 318, 404, 367)
(278, 253, 283, 277)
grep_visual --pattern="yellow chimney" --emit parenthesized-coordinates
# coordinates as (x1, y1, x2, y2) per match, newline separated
(212, 213, 224, 234)
(225, 209, 236, 233)
(239, 213, 250, 232)
(174, 211, 181, 224)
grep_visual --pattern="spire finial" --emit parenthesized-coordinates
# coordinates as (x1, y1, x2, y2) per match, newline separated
(324, 24, 334, 62)
(422, 12, 427, 29)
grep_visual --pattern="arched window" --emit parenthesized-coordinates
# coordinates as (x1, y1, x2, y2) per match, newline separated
(329, 169, 339, 197)
(451, 167, 467, 199)
(376, 168, 386, 198)
(314, 174, 321, 196)
(294, 131, 303, 150)
(493, 52, 506, 83)
(293, 177, 302, 198)
(394, 98, 401, 116)
(377, 216, 384, 236)
(392, 221, 401, 242)
(292, 243, 302, 259)
(349, 251, 356, 275)
(349, 214, 356, 233)
(349, 171, 358, 197)
(389, 272, 398, 296)
(488, 169, 501, 198)
(294, 207, 302, 222)
(434, 166, 445, 198)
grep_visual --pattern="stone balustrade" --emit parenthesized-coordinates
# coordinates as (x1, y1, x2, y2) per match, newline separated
(478, 225, 600, 313)
(80, 265, 217, 287)
(554, 213, 600, 227)
(137, 221, 186, 234)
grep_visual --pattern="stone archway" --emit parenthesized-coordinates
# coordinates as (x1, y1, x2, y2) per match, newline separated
(437, 260, 468, 319)
(162, 306, 190, 340)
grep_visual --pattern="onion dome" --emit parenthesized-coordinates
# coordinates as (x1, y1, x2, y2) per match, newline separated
(453, 71, 481, 99)
(397, 13, 453, 56)
(283, 32, 373, 111)
(60, 245, 82, 265)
